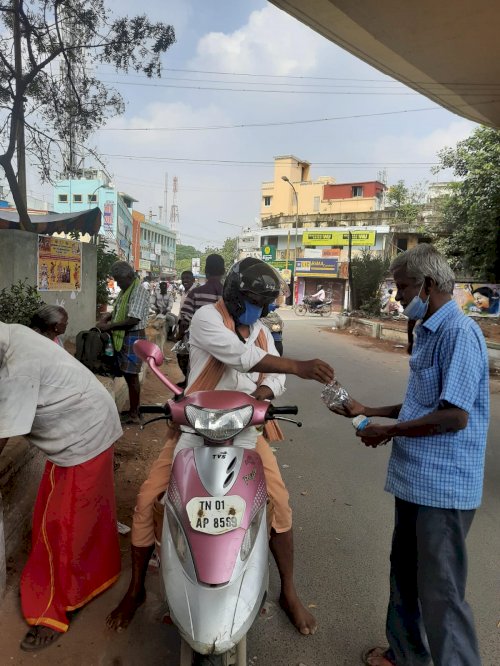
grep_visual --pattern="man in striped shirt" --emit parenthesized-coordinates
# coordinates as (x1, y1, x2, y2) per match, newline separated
(178, 254, 225, 336)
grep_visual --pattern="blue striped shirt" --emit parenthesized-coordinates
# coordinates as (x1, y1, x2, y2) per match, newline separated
(385, 300, 490, 509)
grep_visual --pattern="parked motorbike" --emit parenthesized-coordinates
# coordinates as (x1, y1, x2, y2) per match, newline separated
(261, 303, 283, 355)
(135, 339, 301, 666)
(294, 296, 333, 317)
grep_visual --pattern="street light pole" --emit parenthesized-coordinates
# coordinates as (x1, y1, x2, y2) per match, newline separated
(281, 176, 299, 305)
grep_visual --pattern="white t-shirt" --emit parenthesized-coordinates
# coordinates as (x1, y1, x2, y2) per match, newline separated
(0, 323, 123, 466)
(188, 304, 285, 398)
(312, 289, 326, 301)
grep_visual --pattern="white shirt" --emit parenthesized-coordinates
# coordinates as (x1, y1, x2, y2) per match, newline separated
(311, 289, 326, 301)
(0, 324, 123, 466)
(188, 304, 286, 399)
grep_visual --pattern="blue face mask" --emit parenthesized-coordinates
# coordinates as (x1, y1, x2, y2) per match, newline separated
(403, 283, 429, 320)
(238, 300, 263, 325)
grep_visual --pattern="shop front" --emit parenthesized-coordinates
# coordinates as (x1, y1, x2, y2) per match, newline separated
(294, 254, 345, 310)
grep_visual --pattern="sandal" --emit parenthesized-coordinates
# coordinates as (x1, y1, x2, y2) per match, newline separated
(361, 646, 396, 666)
(20, 626, 61, 652)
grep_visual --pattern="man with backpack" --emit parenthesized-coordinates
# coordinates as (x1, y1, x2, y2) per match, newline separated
(98, 261, 150, 425)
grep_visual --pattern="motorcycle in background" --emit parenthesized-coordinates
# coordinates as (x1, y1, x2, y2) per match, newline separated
(294, 295, 333, 317)
(135, 340, 301, 666)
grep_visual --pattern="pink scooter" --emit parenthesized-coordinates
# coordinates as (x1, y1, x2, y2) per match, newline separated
(135, 340, 301, 666)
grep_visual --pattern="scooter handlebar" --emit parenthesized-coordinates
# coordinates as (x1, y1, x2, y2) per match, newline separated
(139, 404, 171, 416)
(266, 405, 298, 417)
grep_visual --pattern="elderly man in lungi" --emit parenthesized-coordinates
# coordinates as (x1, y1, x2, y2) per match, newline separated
(0, 321, 123, 651)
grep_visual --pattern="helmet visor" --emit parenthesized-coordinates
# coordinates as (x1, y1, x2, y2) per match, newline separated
(239, 262, 289, 304)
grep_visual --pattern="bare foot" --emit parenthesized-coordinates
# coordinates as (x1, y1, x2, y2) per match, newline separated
(106, 589, 146, 631)
(362, 646, 396, 666)
(21, 626, 61, 651)
(279, 591, 317, 635)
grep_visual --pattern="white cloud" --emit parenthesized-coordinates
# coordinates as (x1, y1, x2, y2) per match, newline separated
(190, 5, 327, 76)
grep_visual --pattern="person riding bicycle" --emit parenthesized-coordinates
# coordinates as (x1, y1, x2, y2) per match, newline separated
(309, 284, 326, 309)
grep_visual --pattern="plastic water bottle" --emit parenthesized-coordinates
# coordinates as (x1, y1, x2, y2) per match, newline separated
(104, 336, 114, 357)
(352, 414, 390, 445)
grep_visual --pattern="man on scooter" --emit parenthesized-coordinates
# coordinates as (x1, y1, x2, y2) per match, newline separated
(107, 258, 334, 636)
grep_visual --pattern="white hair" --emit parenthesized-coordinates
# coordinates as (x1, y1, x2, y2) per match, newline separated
(390, 243, 455, 294)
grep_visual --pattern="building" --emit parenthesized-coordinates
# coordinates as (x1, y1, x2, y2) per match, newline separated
(135, 212, 177, 279)
(53, 170, 135, 261)
(261, 156, 385, 220)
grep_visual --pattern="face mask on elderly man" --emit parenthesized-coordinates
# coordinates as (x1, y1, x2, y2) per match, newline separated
(403, 283, 430, 321)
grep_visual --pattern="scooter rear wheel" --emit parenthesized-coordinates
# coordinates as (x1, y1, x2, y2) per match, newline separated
(295, 304, 307, 316)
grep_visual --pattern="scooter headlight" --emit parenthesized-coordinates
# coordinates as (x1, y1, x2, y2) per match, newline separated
(185, 405, 253, 441)
(240, 506, 265, 561)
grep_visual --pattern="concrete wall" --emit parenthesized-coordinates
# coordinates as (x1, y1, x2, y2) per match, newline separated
(0, 229, 97, 340)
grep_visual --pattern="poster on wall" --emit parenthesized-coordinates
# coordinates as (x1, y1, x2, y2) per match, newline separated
(37, 236, 82, 291)
(454, 282, 499, 317)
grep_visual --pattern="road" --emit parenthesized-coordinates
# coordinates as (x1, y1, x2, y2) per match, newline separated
(0, 312, 499, 665)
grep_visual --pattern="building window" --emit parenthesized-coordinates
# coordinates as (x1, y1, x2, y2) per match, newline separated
(58, 194, 68, 203)
(396, 238, 408, 252)
(73, 194, 82, 203)
(87, 193, 97, 203)
(313, 196, 320, 212)
(263, 196, 272, 207)
(352, 186, 363, 198)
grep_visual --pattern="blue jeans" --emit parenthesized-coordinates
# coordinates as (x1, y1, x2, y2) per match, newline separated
(385, 498, 480, 666)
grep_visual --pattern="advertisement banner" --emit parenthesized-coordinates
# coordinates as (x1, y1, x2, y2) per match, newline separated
(139, 259, 151, 270)
(303, 230, 376, 247)
(454, 282, 499, 318)
(103, 201, 114, 233)
(37, 236, 82, 291)
(154, 243, 162, 255)
(192, 257, 201, 274)
(295, 257, 339, 278)
(261, 244, 276, 262)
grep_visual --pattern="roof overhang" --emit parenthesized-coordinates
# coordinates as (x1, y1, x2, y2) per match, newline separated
(0, 207, 102, 235)
(268, 0, 500, 128)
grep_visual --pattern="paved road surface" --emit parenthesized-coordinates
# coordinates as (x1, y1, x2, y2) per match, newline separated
(0, 312, 498, 665)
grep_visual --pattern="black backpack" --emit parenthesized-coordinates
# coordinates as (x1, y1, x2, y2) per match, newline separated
(75, 328, 117, 375)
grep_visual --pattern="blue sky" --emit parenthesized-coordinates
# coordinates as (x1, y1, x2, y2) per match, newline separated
(35, 1, 477, 248)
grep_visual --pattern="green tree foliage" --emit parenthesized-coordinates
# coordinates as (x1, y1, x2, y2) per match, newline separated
(175, 237, 238, 276)
(0, 279, 45, 324)
(351, 250, 389, 315)
(0, 1, 175, 230)
(387, 180, 427, 224)
(96, 244, 118, 306)
(432, 126, 500, 281)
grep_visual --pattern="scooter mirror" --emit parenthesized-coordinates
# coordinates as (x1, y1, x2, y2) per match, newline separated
(133, 340, 164, 366)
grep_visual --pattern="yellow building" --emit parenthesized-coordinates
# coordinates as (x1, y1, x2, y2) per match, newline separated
(261, 155, 386, 220)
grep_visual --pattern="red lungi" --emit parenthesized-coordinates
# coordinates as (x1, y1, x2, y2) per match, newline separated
(20, 447, 121, 632)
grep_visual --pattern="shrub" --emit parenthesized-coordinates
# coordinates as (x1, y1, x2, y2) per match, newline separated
(0, 280, 45, 325)
(351, 250, 389, 313)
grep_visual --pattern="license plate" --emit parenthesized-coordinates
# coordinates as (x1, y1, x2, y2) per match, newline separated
(186, 495, 246, 535)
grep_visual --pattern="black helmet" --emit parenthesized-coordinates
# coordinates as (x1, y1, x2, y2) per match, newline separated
(223, 257, 284, 320)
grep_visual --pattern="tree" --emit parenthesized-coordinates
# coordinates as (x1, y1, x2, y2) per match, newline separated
(202, 237, 238, 272)
(175, 244, 199, 275)
(387, 180, 427, 224)
(175, 237, 238, 277)
(350, 250, 389, 315)
(0, 1, 175, 231)
(432, 126, 500, 281)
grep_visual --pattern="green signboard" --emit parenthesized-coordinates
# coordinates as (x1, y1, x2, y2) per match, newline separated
(261, 244, 276, 262)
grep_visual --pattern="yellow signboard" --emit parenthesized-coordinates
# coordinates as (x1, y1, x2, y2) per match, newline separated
(303, 231, 376, 247)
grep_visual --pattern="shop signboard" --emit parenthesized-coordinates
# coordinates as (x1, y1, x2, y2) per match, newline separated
(295, 257, 339, 278)
(192, 257, 201, 274)
(303, 230, 376, 246)
(261, 244, 276, 262)
(139, 259, 151, 270)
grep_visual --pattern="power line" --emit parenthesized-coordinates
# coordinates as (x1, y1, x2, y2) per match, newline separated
(110, 66, 500, 87)
(100, 153, 438, 168)
(97, 106, 439, 132)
